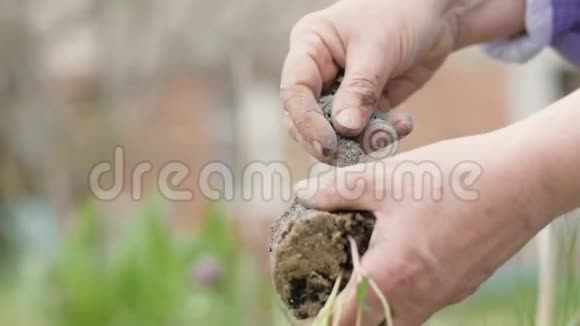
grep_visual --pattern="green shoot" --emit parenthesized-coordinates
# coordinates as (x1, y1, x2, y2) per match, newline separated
(356, 278, 370, 312)
(348, 237, 394, 326)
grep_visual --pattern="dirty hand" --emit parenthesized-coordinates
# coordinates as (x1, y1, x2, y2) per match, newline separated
(281, 0, 524, 163)
(294, 90, 580, 325)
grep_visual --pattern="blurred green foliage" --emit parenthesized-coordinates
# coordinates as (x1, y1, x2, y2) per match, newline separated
(0, 200, 578, 326)
(27, 200, 287, 326)
(556, 220, 580, 325)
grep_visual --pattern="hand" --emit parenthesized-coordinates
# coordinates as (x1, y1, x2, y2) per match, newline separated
(281, 0, 525, 163)
(295, 130, 554, 325)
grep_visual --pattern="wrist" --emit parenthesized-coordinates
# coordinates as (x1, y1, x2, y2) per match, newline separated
(445, 0, 526, 49)
(479, 128, 553, 231)
(502, 91, 580, 225)
(532, 92, 580, 218)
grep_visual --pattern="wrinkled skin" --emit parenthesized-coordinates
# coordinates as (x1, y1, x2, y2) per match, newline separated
(293, 91, 580, 325)
(280, 0, 525, 163)
(277, 0, 560, 324)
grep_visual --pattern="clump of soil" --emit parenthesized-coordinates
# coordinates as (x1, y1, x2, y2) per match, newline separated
(270, 204, 375, 319)
(270, 80, 395, 320)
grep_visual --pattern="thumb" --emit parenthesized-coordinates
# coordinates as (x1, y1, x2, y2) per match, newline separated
(294, 162, 386, 211)
(332, 43, 393, 137)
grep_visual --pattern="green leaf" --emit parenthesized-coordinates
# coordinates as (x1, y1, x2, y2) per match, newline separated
(356, 278, 370, 311)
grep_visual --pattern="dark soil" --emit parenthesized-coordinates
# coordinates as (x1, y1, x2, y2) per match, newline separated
(270, 204, 375, 319)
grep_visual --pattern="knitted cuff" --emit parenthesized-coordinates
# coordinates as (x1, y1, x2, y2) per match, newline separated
(551, 0, 580, 64)
(484, 0, 553, 63)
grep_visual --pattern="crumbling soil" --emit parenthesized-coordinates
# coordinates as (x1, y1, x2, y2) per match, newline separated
(270, 204, 375, 319)
(270, 81, 390, 320)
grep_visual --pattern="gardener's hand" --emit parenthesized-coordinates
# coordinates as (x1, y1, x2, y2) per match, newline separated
(281, 0, 525, 163)
(294, 125, 565, 325)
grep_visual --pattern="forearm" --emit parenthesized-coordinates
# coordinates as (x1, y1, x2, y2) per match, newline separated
(531, 90, 580, 218)
(508, 90, 580, 224)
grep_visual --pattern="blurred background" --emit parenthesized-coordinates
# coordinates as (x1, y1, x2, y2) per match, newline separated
(0, 0, 578, 325)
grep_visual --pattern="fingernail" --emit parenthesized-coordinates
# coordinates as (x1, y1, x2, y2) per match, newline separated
(336, 109, 362, 130)
(395, 123, 411, 138)
(312, 141, 323, 157)
(386, 112, 414, 138)
(312, 141, 334, 160)
(294, 179, 314, 203)
(394, 117, 413, 137)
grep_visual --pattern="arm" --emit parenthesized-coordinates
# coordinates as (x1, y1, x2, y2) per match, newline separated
(281, 0, 525, 162)
(294, 90, 580, 325)
(451, 0, 526, 49)
(514, 89, 580, 220)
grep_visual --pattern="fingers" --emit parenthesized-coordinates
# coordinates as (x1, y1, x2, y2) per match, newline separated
(359, 112, 414, 155)
(383, 111, 414, 138)
(334, 241, 400, 326)
(295, 162, 386, 211)
(280, 58, 336, 162)
(285, 112, 334, 161)
(335, 217, 436, 326)
(332, 43, 393, 137)
(281, 13, 344, 163)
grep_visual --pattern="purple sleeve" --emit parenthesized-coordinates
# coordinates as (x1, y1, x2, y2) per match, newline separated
(485, 0, 580, 65)
(552, 0, 580, 64)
